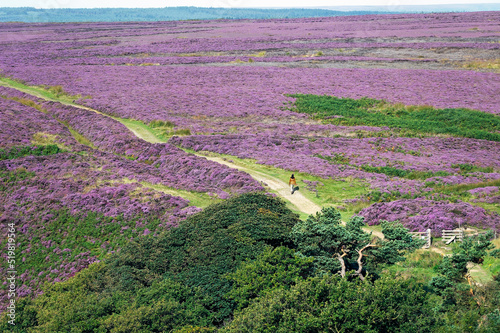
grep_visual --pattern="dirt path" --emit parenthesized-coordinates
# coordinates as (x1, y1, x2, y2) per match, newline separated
(1, 80, 324, 216)
(202, 156, 322, 215)
(1, 82, 408, 233)
(467, 262, 491, 285)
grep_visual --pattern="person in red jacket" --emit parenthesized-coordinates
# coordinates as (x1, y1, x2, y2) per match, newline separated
(289, 174, 297, 194)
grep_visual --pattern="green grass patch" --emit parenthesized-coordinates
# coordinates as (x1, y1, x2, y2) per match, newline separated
(467, 260, 495, 284)
(183, 149, 370, 220)
(286, 94, 500, 141)
(432, 178, 500, 194)
(135, 181, 221, 208)
(483, 256, 500, 277)
(0, 75, 88, 103)
(31, 132, 68, 150)
(384, 249, 443, 283)
(0, 144, 63, 161)
(451, 163, 494, 174)
(464, 201, 500, 215)
(146, 120, 191, 141)
(384, 265, 439, 283)
(360, 165, 451, 180)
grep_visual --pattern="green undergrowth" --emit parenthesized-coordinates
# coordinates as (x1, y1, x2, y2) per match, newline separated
(1, 193, 299, 331)
(0, 208, 165, 300)
(0, 144, 63, 161)
(5, 197, 499, 332)
(0, 168, 36, 191)
(148, 119, 192, 140)
(286, 94, 500, 141)
(385, 249, 444, 283)
(432, 178, 500, 194)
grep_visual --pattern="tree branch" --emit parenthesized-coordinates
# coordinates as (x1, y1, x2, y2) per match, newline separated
(355, 243, 378, 281)
(337, 247, 349, 278)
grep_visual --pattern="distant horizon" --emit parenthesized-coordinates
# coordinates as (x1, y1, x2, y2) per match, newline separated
(2, 3, 500, 10)
(3, 0, 500, 10)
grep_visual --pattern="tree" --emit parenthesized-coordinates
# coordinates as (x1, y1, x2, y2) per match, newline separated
(429, 231, 500, 332)
(4, 193, 300, 331)
(225, 246, 314, 310)
(223, 274, 439, 333)
(291, 207, 423, 280)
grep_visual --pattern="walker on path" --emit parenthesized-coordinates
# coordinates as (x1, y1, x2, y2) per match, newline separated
(289, 174, 297, 195)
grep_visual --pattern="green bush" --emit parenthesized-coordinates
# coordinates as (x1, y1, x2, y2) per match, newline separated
(0, 144, 62, 160)
(226, 246, 314, 310)
(223, 274, 440, 333)
(5, 193, 300, 331)
(120, 192, 300, 324)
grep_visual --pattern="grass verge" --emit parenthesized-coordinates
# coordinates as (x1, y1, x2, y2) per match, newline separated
(182, 149, 370, 220)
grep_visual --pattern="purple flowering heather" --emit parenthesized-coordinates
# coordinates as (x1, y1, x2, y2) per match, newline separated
(358, 199, 500, 235)
(1, 11, 499, 312)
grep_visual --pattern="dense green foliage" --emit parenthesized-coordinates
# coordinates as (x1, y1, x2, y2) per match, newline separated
(1, 193, 299, 331)
(291, 208, 424, 279)
(429, 232, 500, 332)
(287, 94, 500, 141)
(0, 144, 62, 160)
(121, 192, 300, 323)
(226, 246, 314, 310)
(224, 274, 439, 333)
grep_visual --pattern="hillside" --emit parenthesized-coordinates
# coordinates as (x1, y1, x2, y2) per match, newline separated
(1, 11, 500, 331)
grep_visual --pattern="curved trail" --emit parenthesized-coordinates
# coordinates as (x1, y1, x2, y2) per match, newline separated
(199, 156, 386, 238)
(4, 80, 455, 244)
(0, 80, 323, 216)
(201, 155, 322, 215)
(2, 80, 489, 262)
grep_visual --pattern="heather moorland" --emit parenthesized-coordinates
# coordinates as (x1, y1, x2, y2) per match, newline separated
(1, 11, 500, 332)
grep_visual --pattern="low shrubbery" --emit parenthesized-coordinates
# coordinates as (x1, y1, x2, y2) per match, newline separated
(287, 94, 500, 141)
(0, 144, 62, 160)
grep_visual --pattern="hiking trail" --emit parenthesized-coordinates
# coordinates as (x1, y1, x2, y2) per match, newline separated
(200, 155, 322, 216)
(0, 79, 323, 216)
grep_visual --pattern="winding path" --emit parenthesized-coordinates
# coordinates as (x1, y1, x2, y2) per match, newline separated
(201, 155, 322, 215)
(0, 79, 323, 216)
